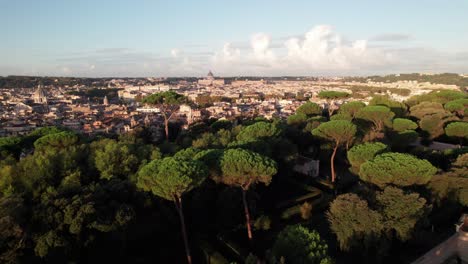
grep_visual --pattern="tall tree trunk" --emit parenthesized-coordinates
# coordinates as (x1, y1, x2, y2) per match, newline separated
(164, 118, 169, 140)
(175, 197, 192, 264)
(330, 144, 338, 183)
(241, 189, 253, 241)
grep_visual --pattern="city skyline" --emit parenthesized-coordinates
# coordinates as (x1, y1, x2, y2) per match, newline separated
(2, 0, 468, 77)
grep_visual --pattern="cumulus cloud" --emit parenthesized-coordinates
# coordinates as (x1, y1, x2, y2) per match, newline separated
(210, 25, 398, 75)
(4, 25, 467, 77)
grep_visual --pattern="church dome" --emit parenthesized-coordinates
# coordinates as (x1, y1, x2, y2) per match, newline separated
(32, 85, 48, 104)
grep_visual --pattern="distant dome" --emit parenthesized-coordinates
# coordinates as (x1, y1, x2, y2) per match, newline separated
(32, 85, 47, 104)
(206, 70, 215, 80)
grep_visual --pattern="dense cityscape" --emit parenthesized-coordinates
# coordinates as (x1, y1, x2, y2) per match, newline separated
(1, 1, 468, 264)
(0, 72, 463, 138)
(0, 72, 467, 264)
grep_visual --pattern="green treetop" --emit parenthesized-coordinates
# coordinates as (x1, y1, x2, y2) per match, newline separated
(359, 152, 437, 188)
(318, 90, 350, 117)
(376, 187, 427, 241)
(392, 118, 418, 132)
(355, 105, 395, 133)
(287, 113, 308, 127)
(94, 140, 140, 180)
(338, 101, 366, 119)
(444, 98, 468, 117)
(445, 122, 468, 145)
(312, 120, 357, 183)
(296, 102, 322, 116)
(409, 102, 459, 140)
(327, 193, 383, 252)
(369, 95, 408, 117)
(347, 142, 388, 173)
(270, 225, 332, 264)
(33, 131, 79, 150)
(217, 148, 277, 241)
(141, 91, 188, 140)
(236, 121, 282, 141)
(137, 157, 207, 264)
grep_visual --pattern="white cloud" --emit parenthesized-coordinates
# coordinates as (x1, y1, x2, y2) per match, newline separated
(251, 33, 276, 62)
(4, 25, 467, 77)
(209, 25, 401, 76)
(171, 48, 180, 58)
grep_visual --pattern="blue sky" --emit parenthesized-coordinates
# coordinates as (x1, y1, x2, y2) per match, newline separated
(1, 0, 468, 77)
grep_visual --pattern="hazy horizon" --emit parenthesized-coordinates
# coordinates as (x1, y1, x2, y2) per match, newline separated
(2, 0, 468, 77)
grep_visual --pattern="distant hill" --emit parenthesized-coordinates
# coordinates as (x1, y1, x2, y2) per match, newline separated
(345, 73, 468, 89)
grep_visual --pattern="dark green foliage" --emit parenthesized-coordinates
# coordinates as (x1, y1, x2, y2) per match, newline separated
(418, 110, 458, 139)
(227, 139, 273, 157)
(369, 95, 408, 117)
(94, 140, 140, 180)
(445, 122, 468, 142)
(359, 152, 437, 188)
(192, 129, 233, 149)
(34, 131, 79, 150)
(27, 126, 65, 139)
(450, 152, 468, 177)
(312, 120, 357, 145)
(355, 105, 395, 132)
(192, 132, 219, 149)
(216, 148, 277, 187)
(429, 153, 468, 206)
(137, 157, 207, 201)
(296, 102, 322, 116)
(327, 194, 383, 251)
(410, 101, 447, 119)
(0, 105, 462, 264)
(409, 101, 461, 139)
(194, 149, 224, 177)
(0, 137, 22, 159)
(304, 116, 328, 132)
(338, 101, 366, 119)
(313, 120, 357, 182)
(173, 147, 201, 161)
(287, 113, 308, 126)
(270, 225, 332, 264)
(391, 130, 419, 149)
(392, 118, 418, 132)
(210, 119, 233, 131)
(0, 196, 26, 263)
(328, 188, 429, 256)
(444, 98, 468, 117)
(318, 91, 350, 99)
(430, 175, 468, 207)
(31, 180, 137, 259)
(15, 134, 87, 197)
(376, 187, 427, 241)
(0, 163, 16, 196)
(236, 121, 282, 141)
(330, 113, 353, 121)
(347, 142, 388, 173)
